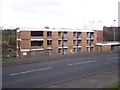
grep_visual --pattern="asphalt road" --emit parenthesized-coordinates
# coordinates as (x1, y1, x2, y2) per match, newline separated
(2, 51, 119, 88)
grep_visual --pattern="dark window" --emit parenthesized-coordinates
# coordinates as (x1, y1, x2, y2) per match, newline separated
(31, 41, 43, 46)
(31, 31, 43, 36)
(47, 40, 52, 45)
(47, 31, 52, 37)
(58, 49, 62, 53)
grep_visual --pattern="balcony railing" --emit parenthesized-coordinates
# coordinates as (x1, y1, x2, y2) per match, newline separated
(31, 36, 43, 39)
(31, 46, 43, 49)
(63, 44, 68, 47)
(78, 36, 82, 39)
(87, 37, 93, 40)
(86, 44, 94, 47)
(47, 36, 52, 39)
(63, 36, 68, 40)
(58, 36, 62, 40)
(73, 44, 82, 46)
(58, 44, 62, 47)
(47, 45, 52, 49)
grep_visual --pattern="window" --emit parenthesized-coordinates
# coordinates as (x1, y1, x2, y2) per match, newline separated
(63, 32, 68, 37)
(73, 32, 77, 37)
(47, 31, 52, 37)
(87, 47, 90, 52)
(58, 40, 62, 46)
(31, 41, 43, 46)
(47, 40, 52, 45)
(91, 32, 94, 37)
(58, 49, 62, 54)
(78, 48, 82, 52)
(91, 40, 94, 44)
(63, 40, 67, 46)
(64, 48, 68, 54)
(31, 31, 43, 36)
(73, 48, 77, 53)
(78, 40, 81, 45)
(87, 32, 90, 38)
(87, 40, 89, 45)
(91, 47, 94, 52)
(58, 32, 62, 37)
(78, 32, 82, 37)
(73, 40, 77, 45)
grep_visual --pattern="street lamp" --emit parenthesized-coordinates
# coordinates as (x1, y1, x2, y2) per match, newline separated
(62, 32, 64, 55)
(77, 32, 78, 53)
(113, 20, 116, 41)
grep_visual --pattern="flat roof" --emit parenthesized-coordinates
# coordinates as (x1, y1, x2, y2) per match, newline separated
(96, 41, 120, 46)
(17, 28, 95, 32)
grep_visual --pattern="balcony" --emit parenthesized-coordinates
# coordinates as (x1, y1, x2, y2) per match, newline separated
(73, 44, 82, 48)
(58, 45, 68, 49)
(63, 36, 68, 40)
(90, 36, 94, 40)
(31, 36, 44, 41)
(47, 45, 52, 49)
(47, 36, 52, 40)
(86, 44, 94, 47)
(58, 36, 62, 40)
(78, 36, 82, 40)
(58, 44, 62, 47)
(31, 46, 44, 51)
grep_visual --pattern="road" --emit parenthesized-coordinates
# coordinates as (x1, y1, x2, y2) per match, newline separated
(2, 51, 119, 88)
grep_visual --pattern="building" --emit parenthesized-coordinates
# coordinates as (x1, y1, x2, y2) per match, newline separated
(95, 41, 120, 52)
(16, 28, 99, 58)
(95, 26, 120, 52)
(94, 30, 103, 43)
(103, 27, 120, 41)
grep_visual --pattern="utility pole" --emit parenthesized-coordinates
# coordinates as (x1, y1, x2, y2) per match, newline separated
(113, 20, 116, 42)
(77, 32, 79, 53)
(89, 33, 91, 52)
(62, 32, 64, 55)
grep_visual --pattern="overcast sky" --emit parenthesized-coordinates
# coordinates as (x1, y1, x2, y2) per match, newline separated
(0, 0, 119, 29)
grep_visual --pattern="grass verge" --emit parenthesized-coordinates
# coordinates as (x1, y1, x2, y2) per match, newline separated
(102, 82, 120, 90)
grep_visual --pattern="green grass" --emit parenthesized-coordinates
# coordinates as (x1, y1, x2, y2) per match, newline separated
(103, 82, 120, 90)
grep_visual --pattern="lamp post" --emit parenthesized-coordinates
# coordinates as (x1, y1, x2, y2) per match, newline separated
(62, 32, 64, 55)
(77, 32, 78, 53)
(89, 33, 91, 52)
(113, 20, 116, 41)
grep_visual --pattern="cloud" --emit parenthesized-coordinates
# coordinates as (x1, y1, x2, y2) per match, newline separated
(1, 0, 119, 28)
(1, 0, 62, 14)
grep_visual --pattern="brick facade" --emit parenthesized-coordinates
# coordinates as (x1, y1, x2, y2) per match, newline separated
(16, 28, 98, 58)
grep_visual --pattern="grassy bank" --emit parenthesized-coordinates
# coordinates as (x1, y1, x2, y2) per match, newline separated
(103, 82, 120, 90)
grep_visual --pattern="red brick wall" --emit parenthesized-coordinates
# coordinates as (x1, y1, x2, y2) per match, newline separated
(96, 31, 103, 42)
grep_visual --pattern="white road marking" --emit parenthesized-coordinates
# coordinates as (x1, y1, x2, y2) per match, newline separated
(68, 60, 96, 66)
(9, 67, 53, 76)
(9, 73, 19, 76)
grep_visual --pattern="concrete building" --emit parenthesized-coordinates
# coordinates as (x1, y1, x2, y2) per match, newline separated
(16, 28, 99, 58)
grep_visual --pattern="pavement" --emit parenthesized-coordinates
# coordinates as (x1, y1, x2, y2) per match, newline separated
(2, 50, 119, 67)
(2, 51, 119, 88)
(47, 68, 118, 88)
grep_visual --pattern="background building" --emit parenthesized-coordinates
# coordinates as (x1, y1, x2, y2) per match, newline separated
(103, 27, 120, 41)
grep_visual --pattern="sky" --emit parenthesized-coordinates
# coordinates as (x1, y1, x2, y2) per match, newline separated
(0, 0, 119, 29)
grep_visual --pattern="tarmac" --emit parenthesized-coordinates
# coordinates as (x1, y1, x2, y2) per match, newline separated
(47, 67, 118, 88)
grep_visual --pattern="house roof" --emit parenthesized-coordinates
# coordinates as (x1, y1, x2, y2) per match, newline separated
(96, 41, 120, 46)
(17, 28, 95, 32)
